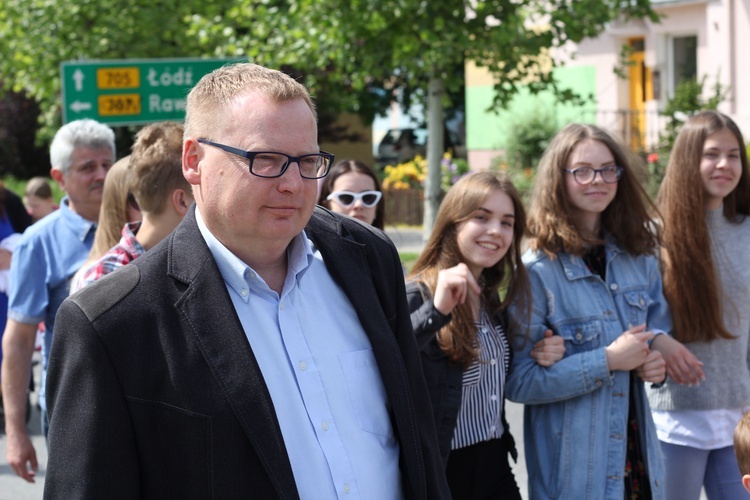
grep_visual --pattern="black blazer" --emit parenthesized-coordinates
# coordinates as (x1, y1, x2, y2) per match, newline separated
(45, 206, 450, 500)
(405, 281, 517, 467)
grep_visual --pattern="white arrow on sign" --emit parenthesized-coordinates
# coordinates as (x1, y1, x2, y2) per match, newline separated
(70, 101, 92, 113)
(73, 69, 85, 92)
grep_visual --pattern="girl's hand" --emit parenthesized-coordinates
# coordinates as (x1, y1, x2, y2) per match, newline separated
(531, 329, 566, 367)
(650, 334, 705, 386)
(433, 263, 481, 316)
(605, 324, 654, 372)
(636, 350, 666, 383)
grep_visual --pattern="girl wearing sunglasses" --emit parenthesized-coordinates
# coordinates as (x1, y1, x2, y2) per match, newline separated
(505, 123, 676, 499)
(318, 159, 385, 229)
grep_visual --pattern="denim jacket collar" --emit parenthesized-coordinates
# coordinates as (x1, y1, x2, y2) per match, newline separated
(559, 234, 625, 281)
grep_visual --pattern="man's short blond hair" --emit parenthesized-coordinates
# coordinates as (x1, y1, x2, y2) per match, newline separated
(184, 63, 316, 139)
(735, 411, 750, 475)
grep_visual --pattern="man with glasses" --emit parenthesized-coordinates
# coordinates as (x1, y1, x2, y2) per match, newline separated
(46, 63, 449, 499)
(2, 119, 114, 483)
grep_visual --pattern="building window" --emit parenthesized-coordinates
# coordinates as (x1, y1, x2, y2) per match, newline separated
(672, 35, 697, 89)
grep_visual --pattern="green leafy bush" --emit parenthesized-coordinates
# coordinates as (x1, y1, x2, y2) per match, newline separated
(489, 108, 558, 204)
(502, 109, 558, 172)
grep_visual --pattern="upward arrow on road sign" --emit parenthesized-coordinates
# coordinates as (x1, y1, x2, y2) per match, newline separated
(73, 69, 85, 92)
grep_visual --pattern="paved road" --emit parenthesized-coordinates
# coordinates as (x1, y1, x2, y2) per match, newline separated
(0, 351, 47, 500)
(384, 225, 425, 254)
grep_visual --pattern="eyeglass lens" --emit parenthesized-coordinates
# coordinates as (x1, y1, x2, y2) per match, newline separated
(252, 153, 328, 179)
(573, 166, 622, 184)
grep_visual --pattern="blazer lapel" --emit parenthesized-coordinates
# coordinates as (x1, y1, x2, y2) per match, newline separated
(168, 208, 298, 499)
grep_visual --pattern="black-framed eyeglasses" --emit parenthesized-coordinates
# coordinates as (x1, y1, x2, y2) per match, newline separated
(198, 139, 334, 180)
(327, 190, 382, 208)
(564, 165, 623, 185)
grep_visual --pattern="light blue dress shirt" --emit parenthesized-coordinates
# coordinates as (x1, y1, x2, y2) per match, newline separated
(8, 197, 96, 411)
(196, 209, 402, 499)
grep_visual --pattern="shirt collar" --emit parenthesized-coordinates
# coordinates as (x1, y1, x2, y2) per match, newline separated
(559, 234, 624, 280)
(195, 207, 314, 300)
(59, 196, 97, 242)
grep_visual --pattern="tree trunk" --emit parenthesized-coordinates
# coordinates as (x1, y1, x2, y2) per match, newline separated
(423, 74, 445, 243)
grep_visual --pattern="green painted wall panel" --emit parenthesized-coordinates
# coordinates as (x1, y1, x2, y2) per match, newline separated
(467, 65, 597, 150)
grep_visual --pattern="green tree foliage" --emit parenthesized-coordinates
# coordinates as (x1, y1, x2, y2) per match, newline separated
(0, 0, 658, 219)
(0, 0, 659, 133)
(0, 0, 205, 138)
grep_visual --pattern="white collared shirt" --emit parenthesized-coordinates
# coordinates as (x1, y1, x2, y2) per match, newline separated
(196, 208, 402, 499)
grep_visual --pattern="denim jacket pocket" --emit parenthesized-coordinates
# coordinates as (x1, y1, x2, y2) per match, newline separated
(623, 290, 652, 327)
(557, 319, 603, 354)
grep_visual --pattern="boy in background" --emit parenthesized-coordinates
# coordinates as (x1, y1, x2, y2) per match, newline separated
(23, 177, 58, 223)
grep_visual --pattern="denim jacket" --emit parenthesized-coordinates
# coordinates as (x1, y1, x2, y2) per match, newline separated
(505, 239, 670, 500)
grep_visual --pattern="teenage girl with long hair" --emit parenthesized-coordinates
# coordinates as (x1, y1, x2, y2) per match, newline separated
(406, 171, 564, 498)
(506, 123, 676, 499)
(649, 110, 750, 499)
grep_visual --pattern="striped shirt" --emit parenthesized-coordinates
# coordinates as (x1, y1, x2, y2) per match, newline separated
(451, 308, 510, 450)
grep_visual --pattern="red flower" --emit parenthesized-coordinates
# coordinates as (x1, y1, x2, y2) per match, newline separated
(647, 153, 659, 164)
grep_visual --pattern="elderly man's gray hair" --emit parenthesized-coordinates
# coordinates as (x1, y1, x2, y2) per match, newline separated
(50, 119, 116, 173)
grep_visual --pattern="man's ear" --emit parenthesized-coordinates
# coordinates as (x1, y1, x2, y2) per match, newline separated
(172, 189, 193, 216)
(742, 474, 750, 493)
(182, 138, 202, 186)
(50, 168, 65, 190)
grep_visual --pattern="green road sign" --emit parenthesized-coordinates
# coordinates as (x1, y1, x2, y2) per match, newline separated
(61, 57, 245, 126)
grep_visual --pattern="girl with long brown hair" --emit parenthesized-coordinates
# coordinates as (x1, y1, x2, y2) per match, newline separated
(649, 110, 750, 500)
(505, 123, 675, 499)
(406, 171, 564, 498)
